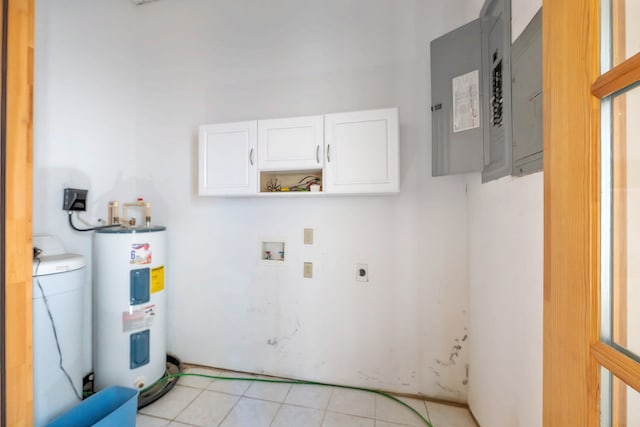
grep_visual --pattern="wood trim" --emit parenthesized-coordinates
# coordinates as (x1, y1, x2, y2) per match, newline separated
(542, 0, 601, 425)
(591, 52, 640, 99)
(4, 0, 34, 426)
(611, 0, 629, 426)
(612, 0, 626, 66)
(611, 1, 627, 424)
(0, 0, 5, 423)
(611, 78, 628, 427)
(592, 342, 640, 394)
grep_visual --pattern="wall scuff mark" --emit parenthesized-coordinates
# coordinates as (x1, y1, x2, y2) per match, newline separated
(436, 331, 468, 366)
(357, 371, 382, 384)
(463, 364, 469, 385)
(427, 330, 469, 398)
(436, 382, 459, 395)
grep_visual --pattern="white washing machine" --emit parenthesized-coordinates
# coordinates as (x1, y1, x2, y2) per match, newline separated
(32, 235, 85, 427)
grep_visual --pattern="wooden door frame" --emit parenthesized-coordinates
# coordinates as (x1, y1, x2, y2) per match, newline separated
(0, 0, 5, 421)
(3, 0, 34, 426)
(543, 0, 640, 424)
(610, 1, 627, 423)
(542, 0, 601, 425)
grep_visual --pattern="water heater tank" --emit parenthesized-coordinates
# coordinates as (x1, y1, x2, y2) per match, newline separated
(93, 226, 167, 391)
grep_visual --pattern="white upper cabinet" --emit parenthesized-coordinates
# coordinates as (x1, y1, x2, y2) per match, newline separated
(257, 116, 324, 171)
(324, 108, 399, 194)
(198, 121, 258, 196)
(198, 108, 399, 196)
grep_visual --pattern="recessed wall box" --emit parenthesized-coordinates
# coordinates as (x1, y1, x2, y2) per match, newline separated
(260, 241, 286, 264)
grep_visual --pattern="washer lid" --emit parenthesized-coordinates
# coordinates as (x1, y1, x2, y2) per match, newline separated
(33, 253, 86, 277)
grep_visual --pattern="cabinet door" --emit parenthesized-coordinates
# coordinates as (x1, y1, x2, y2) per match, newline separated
(199, 121, 257, 196)
(324, 108, 399, 194)
(258, 115, 323, 171)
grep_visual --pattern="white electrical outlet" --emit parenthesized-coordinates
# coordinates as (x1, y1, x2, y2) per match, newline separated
(356, 263, 368, 282)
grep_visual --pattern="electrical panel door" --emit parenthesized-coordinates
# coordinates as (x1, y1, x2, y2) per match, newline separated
(430, 19, 483, 176)
(511, 8, 542, 176)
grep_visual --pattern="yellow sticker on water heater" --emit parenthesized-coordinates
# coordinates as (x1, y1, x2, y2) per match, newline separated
(151, 266, 165, 293)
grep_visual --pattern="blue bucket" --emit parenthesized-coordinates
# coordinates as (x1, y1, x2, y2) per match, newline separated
(46, 386, 138, 427)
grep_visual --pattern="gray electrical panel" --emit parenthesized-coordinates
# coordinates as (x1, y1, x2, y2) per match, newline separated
(480, 0, 512, 183)
(511, 8, 542, 176)
(430, 19, 483, 176)
(430, 0, 516, 182)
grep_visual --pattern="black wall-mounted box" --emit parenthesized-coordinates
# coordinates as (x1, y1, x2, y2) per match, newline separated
(63, 188, 88, 211)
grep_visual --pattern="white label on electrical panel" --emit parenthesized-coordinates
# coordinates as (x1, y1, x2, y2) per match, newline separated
(122, 304, 156, 332)
(130, 242, 152, 265)
(452, 70, 480, 133)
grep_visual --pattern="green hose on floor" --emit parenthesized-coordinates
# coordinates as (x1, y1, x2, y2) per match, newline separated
(142, 372, 435, 427)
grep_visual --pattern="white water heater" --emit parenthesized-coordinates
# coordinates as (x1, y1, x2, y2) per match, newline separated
(93, 226, 167, 391)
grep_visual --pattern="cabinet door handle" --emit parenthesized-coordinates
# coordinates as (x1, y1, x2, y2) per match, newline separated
(326, 144, 331, 163)
(316, 145, 320, 164)
(249, 148, 255, 166)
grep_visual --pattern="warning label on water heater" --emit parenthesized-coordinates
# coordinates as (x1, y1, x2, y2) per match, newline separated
(151, 266, 164, 294)
(130, 243, 152, 265)
(123, 305, 156, 333)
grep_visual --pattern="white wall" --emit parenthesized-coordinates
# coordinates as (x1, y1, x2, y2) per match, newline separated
(467, 173, 542, 427)
(33, 0, 476, 402)
(134, 0, 475, 401)
(33, 0, 139, 374)
(465, 0, 543, 426)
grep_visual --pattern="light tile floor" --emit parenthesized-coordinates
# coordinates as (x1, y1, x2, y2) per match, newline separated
(137, 366, 477, 427)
